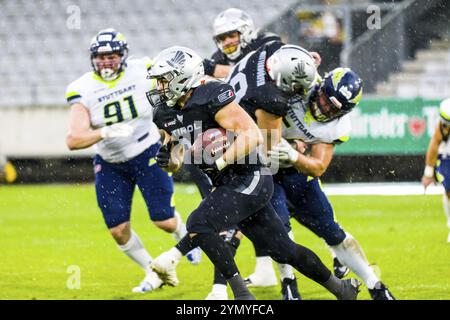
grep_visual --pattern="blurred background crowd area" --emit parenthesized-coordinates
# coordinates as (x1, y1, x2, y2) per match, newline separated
(0, 0, 449, 183)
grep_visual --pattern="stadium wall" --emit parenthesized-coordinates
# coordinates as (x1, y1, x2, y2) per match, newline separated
(1, 98, 435, 184)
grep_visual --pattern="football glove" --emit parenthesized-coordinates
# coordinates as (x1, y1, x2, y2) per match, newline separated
(268, 139, 299, 164)
(156, 144, 171, 168)
(100, 123, 134, 139)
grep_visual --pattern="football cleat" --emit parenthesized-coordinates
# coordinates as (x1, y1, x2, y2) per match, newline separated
(150, 251, 180, 287)
(369, 282, 396, 300)
(132, 270, 163, 293)
(186, 247, 202, 265)
(281, 277, 302, 300)
(244, 271, 278, 287)
(337, 278, 361, 300)
(333, 257, 350, 279)
(205, 286, 229, 300)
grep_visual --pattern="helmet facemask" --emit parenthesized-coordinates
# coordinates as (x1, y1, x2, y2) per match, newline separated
(214, 30, 242, 61)
(213, 8, 257, 61)
(90, 29, 129, 81)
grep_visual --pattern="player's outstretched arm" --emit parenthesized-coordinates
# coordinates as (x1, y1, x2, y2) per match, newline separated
(255, 109, 283, 156)
(269, 140, 333, 177)
(422, 124, 443, 188)
(214, 101, 263, 169)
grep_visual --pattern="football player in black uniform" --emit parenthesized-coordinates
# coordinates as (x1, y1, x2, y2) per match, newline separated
(146, 46, 360, 300)
(226, 42, 395, 300)
(200, 8, 321, 299)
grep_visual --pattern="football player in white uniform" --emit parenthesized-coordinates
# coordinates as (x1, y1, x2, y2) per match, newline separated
(263, 48, 395, 299)
(422, 97, 450, 242)
(65, 29, 200, 293)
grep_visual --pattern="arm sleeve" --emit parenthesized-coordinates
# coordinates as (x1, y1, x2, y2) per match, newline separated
(252, 84, 289, 117)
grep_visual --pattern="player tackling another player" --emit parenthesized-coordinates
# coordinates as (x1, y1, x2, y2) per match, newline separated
(422, 97, 450, 243)
(146, 45, 361, 300)
(65, 29, 200, 294)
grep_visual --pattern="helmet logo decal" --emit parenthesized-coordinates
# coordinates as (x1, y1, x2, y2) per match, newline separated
(339, 86, 352, 99)
(167, 51, 186, 71)
(294, 61, 308, 79)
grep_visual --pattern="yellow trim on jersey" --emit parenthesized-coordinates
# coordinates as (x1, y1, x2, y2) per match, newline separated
(149, 158, 157, 166)
(303, 109, 316, 125)
(338, 136, 350, 143)
(92, 71, 125, 88)
(66, 91, 81, 99)
(170, 193, 176, 207)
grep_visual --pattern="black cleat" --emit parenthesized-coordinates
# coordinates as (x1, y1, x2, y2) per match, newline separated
(369, 282, 396, 300)
(281, 277, 302, 300)
(337, 278, 361, 300)
(333, 258, 350, 279)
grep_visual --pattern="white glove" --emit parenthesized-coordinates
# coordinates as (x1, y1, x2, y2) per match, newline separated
(100, 123, 134, 139)
(268, 139, 299, 164)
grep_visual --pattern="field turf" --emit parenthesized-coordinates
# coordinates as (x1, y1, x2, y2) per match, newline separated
(0, 183, 449, 300)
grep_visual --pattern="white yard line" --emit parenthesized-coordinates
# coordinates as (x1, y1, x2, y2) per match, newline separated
(179, 182, 445, 196)
(322, 182, 444, 196)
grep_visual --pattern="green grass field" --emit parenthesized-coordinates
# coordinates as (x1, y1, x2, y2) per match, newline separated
(0, 183, 449, 300)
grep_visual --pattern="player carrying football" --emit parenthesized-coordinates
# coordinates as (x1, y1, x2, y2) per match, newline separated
(146, 45, 361, 300)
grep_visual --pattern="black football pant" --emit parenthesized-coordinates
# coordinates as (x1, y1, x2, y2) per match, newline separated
(184, 168, 332, 283)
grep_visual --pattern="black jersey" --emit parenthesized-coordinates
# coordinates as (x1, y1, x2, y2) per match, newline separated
(153, 79, 262, 186)
(204, 32, 283, 76)
(225, 40, 290, 121)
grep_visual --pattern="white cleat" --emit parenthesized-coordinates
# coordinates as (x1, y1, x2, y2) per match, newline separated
(151, 251, 180, 287)
(186, 247, 202, 265)
(205, 284, 228, 300)
(205, 290, 229, 300)
(132, 270, 163, 293)
(244, 271, 278, 287)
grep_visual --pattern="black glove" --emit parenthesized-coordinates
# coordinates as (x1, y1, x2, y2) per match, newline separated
(156, 144, 171, 168)
(203, 58, 216, 76)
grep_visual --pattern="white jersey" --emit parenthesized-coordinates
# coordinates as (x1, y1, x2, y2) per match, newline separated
(66, 58, 160, 163)
(282, 97, 351, 145)
(438, 122, 450, 158)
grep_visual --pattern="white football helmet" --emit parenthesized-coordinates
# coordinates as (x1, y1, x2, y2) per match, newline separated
(266, 45, 318, 94)
(213, 8, 257, 60)
(146, 46, 204, 107)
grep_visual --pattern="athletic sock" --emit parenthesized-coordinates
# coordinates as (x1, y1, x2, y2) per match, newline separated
(172, 211, 187, 242)
(213, 236, 240, 287)
(118, 230, 152, 270)
(331, 234, 379, 289)
(175, 234, 195, 255)
(227, 274, 255, 300)
(277, 231, 296, 280)
(442, 194, 450, 229)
